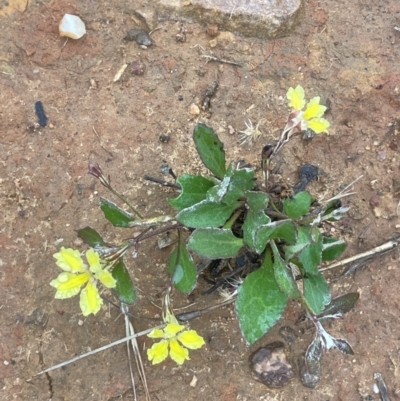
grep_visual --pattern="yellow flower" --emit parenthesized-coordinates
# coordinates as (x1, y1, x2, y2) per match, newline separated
(51, 247, 116, 316)
(286, 85, 330, 134)
(286, 85, 306, 110)
(147, 317, 205, 365)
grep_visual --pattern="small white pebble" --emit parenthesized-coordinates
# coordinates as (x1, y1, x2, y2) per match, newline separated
(190, 375, 198, 388)
(3, 360, 9, 366)
(59, 14, 86, 39)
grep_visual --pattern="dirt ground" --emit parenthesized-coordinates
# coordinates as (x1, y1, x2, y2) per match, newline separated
(1, 0, 400, 400)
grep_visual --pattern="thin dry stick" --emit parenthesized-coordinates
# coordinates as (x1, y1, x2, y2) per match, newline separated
(200, 55, 243, 67)
(93, 126, 113, 157)
(32, 325, 164, 378)
(320, 238, 399, 273)
(122, 303, 151, 401)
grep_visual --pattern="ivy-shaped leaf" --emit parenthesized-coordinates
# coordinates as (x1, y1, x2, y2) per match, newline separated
(100, 198, 134, 227)
(283, 191, 312, 219)
(303, 272, 331, 315)
(242, 209, 270, 253)
(298, 226, 323, 274)
(188, 228, 243, 258)
(168, 236, 197, 293)
(245, 191, 269, 211)
(77, 226, 107, 247)
(206, 165, 255, 206)
(193, 123, 226, 179)
(235, 252, 288, 345)
(168, 174, 215, 211)
(321, 237, 347, 261)
(112, 259, 136, 304)
(176, 200, 240, 228)
(270, 241, 301, 299)
(222, 168, 255, 205)
(206, 162, 234, 203)
(318, 292, 359, 319)
(284, 226, 322, 274)
(256, 219, 297, 253)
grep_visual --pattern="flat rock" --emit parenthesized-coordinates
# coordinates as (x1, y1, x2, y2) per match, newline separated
(157, 0, 304, 39)
(249, 342, 295, 388)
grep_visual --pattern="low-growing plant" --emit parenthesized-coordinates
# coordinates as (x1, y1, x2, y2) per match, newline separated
(50, 85, 359, 387)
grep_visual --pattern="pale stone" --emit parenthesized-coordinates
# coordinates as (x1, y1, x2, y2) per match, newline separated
(157, 0, 304, 39)
(59, 14, 86, 40)
(190, 103, 201, 115)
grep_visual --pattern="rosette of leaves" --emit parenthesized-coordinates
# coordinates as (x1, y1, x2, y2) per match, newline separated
(168, 123, 352, 348)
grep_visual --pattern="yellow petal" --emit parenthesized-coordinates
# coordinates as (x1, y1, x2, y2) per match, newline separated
(80, 280, 102, 316)
(148, 328, 165, 339)
(307, 118, 330, 134)
(304, 97, 326, 120)
(169, 338, 189, 365)
(147, 340, 169, 365)
(53, 247, 86, 272)
(286, 85, 305, 111)
(96, 270, 117, 289)
(86, 249, 102, 273)
(177, 330, 206, 350)
(164, 322, 185, 338)
(50, 272, 90, 299)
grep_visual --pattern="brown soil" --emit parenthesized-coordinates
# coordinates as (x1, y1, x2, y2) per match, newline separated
(1, 1, 400, 400)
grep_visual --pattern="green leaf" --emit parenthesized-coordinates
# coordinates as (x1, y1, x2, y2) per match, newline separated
(77, 226, 107, 247)
(188, 228, 243, 258)
(256, 220, 297, 252)
(283, 227, 310, 261)
(284, 227, 322, 274)
(206, 162, 234, 203)
(283, 191, 312, 219)
(168, 174, 215, 211)
(270, 241, 301, 299)
(321, 237, 347, 261)
(245, 191, 269, 210)
(100, 198, 134, 227)
(223, 168, 255, 204)
(242, 209, 270, 253)
(168, 238, 197, 293)
(319, 292, 359, 318)
(112, 259, 136, 304)
(303, 272, 331, 314)
(176, 200, 240, 228)
(298, 226, 323, 274)
(193, 123, 226, 179)
(235, 253, 288, 345)
(205, 163, 255, 205)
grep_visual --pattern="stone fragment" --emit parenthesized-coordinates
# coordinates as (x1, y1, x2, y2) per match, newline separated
(131, 60, 145, 75)
(124, 29, 153, 46)
(157, 0, 304, 39)
(278, 326, 297, 343)
(190, 104, 200, 115)
(249, 342, 295, 388)
(59, 14, 86, 39)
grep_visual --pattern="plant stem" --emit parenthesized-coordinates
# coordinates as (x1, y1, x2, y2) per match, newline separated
(223, 207, 243, 229)
(108, 186, 144, 219)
